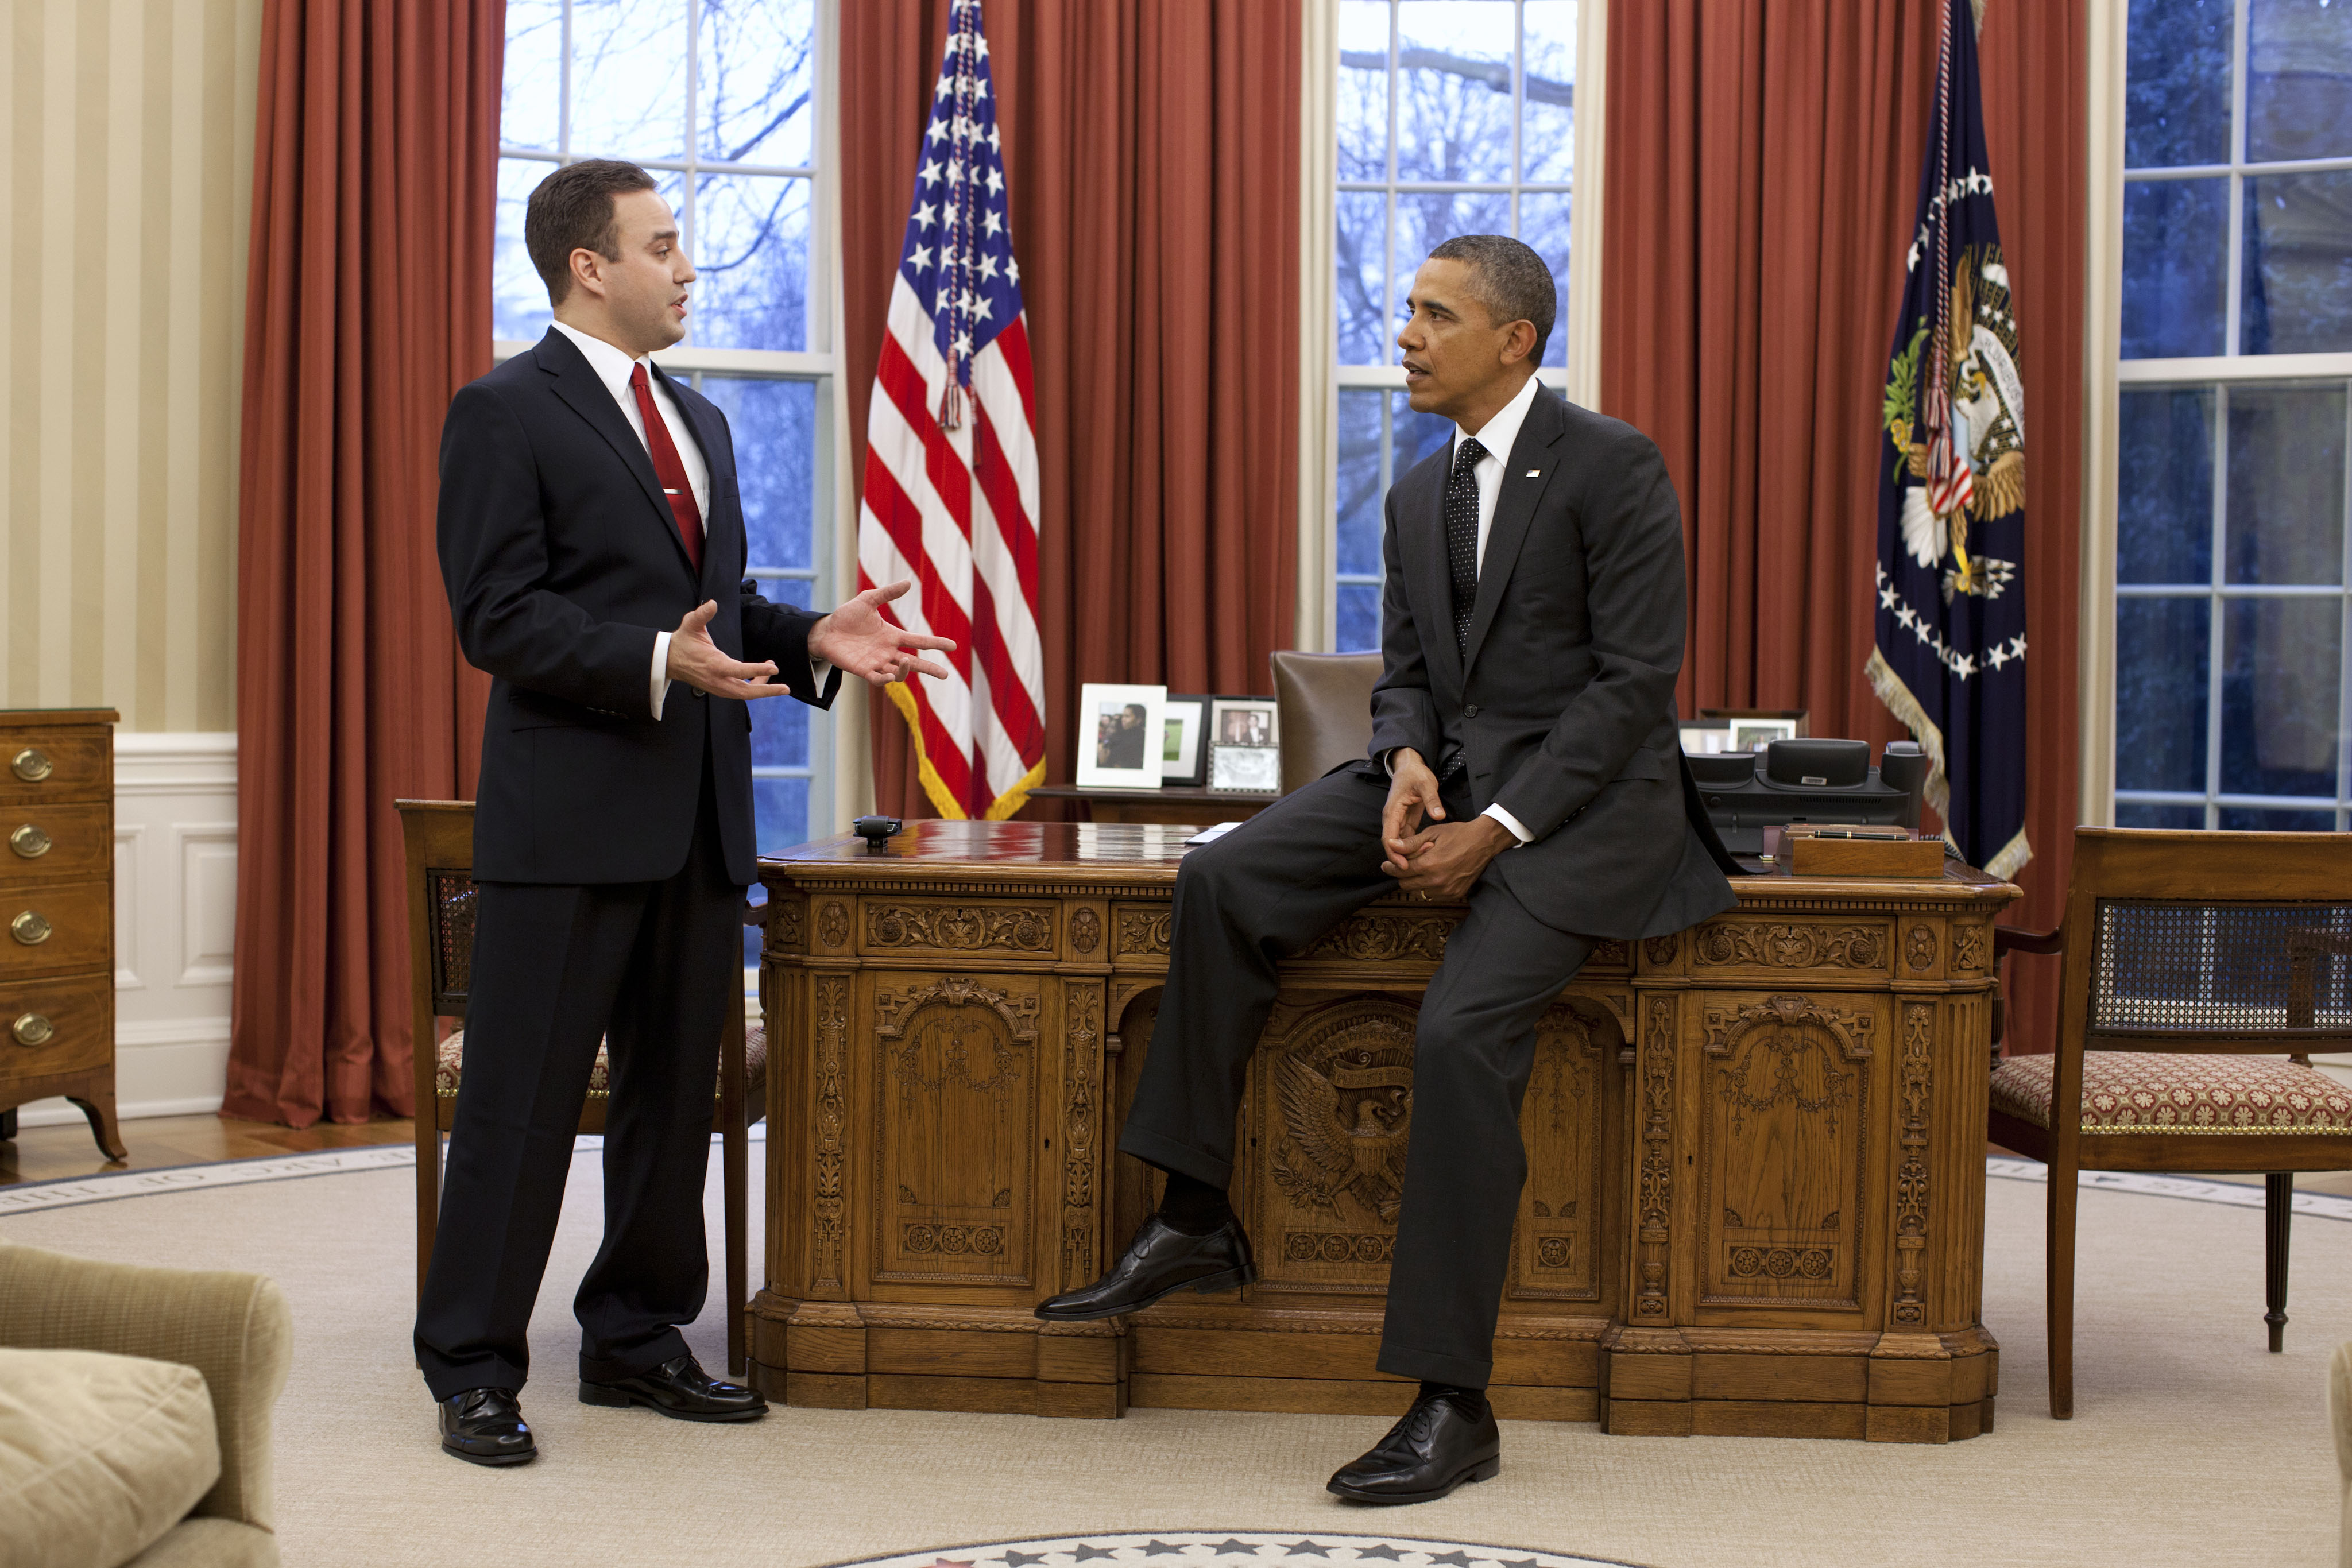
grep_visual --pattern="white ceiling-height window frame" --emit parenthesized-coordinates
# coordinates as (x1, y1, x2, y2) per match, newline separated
(1297, 0, 1606, 654)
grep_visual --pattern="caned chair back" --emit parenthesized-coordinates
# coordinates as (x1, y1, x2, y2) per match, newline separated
(1269, 649, 1383, 795)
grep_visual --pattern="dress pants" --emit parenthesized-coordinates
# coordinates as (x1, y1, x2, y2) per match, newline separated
(1116, 762, 1595, 1389)
(413, 761, 739, 1401)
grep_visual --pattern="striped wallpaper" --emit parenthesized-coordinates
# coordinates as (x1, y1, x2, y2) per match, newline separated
(3, 0, 262, 733)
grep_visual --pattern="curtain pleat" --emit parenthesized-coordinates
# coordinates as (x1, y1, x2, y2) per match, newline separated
(224, 0, 499, 1126)
(842, 1, 1302, 818)
(1602, 0, 2086, 1053)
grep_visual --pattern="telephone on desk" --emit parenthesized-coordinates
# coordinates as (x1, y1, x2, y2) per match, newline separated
(1687, 737, 1932, 857)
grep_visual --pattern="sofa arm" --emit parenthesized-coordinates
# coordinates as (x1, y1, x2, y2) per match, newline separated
(0, 1243, 291, 1531)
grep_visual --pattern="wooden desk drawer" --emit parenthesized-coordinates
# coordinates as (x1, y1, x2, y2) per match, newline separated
(1, 801, 110, 882)
(0, 730, 110, 806)
(0, 881, 110, 979)
(0, 973, 110, 1079)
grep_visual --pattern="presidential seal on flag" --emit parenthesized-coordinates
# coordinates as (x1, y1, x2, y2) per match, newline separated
(1867, 0, 2030, 881)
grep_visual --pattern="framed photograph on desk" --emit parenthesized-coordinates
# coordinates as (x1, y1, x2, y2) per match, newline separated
(1162, 694, 1210, 787)
(1077, 683, 1168, 789)
(1208, 696, 1281, 792)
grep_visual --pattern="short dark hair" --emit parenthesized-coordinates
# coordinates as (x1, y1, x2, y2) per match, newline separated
(1426, 234, 1557, 362)
(525, 159, 659, 305)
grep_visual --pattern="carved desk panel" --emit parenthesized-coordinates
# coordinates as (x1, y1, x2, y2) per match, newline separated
(756, 821, 2017, 1442)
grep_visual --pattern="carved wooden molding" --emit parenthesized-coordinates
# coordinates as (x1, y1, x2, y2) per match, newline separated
(769, 899, 804, 953)
(1951, 922, 1987, 972)
(1063, 985, 1102, 1288)
(813, 977, 850, 1290)
(1635, 996, 1676, 1320)
(1695, 922, 1886, 970)
(1070, 907, 1102, 954)
(1282, 1230, 1395, 1265)
(1893, 1001, 1935, 1325)
(866, 902, 1054, 952)
(817, 900, 850, 949)
(873, 975, 1040, 1041)
(1727, 1244, 1836, 1281)
(1644, 934, 1678, 966)
(1298, 912, 1456, 962)
(1116, 908, 1172, 956)
(1592, 939, 1631, 969)
(1905, 924, 1938, 971)
(1702, 993, 1877, 1062)
(901, 1222, 1005, 1256)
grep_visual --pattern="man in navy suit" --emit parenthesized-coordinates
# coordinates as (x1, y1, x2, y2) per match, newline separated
(418, 158, 952, 1465)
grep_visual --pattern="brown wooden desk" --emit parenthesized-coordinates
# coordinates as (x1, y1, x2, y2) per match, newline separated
(754, 821, 2018, 1443)
(1027, 783, 1276, 826)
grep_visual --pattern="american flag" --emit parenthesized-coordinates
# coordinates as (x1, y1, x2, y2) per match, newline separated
(857, 0, 1045, 820)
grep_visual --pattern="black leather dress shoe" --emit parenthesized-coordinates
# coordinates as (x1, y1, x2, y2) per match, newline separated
(579, 1353, 767, 1422)
(1033, 1213, 1256, 1322)
(438, 1387, 536, 1466)
(1326, 1388, 1501, 1504)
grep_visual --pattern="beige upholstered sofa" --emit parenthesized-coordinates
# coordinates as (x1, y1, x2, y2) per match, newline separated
(0, 1241, 290, 1567)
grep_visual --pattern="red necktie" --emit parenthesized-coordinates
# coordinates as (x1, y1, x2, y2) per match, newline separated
(629, 362, 704, 574)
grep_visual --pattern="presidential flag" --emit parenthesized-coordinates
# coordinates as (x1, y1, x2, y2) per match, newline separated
(1867, 0, 2030, 880)
(857, 0, 1046, 820)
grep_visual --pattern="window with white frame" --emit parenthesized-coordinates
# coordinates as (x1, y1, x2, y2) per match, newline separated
(494, 0, 834, 860)
(1331, 0, 1578, 652)
(2114, 0, 2352, 830)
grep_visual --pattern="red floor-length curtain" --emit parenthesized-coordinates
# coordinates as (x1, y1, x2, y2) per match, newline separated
(1602, 0, 2086, 1052)
(225, 0, 501, 1126)
(842, 2, 1301, 818)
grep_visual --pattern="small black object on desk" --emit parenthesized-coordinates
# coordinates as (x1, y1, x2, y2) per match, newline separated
(1687, 738, 1931, 856)
(853, 815, 903, 853)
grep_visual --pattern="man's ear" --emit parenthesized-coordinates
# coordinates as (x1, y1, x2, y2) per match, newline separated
(568, 247, 605, 301)
(1500, 319, 1538, 367)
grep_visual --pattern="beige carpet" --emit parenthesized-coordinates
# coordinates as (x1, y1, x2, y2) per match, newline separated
(4, 1147, 2346, 1568)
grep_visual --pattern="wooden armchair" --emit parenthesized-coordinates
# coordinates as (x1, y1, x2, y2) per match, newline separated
(1989, 827, 2352, 1418)
(396, 800, 767, 1377)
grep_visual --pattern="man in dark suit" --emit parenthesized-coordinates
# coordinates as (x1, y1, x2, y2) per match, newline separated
(419, 159, 951, 1466)
(1036, 235, 1738, 1503)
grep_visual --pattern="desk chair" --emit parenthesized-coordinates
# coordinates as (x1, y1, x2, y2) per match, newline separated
(1270, 650, 1383, 795)
(1989, 827, 2352, 1418)
(395, 800, 767, 1377)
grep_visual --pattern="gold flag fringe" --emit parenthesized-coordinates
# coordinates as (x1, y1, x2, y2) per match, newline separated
(1865, 645, 2032, 879)
(883, 679, 1044, 824)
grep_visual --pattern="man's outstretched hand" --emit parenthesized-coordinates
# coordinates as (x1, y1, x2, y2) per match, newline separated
(809, 579, 957, 688)
(668, 601, 790, 700)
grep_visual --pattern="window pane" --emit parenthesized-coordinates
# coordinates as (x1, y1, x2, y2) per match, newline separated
(1338, 1, 1391, 183)
(1337, 190, 1392, 365)
(569, 0, 690, 161)
(501, 0, 563, 153)
(2115, 596, 2211, 791)
(691, 174, 810, 351)
(1337, 388, 1386, 576)
(2115, 800, 2206, 828)
(2223, 596, 2341, 797)
(1518, 191, 1572, 369)
(1389, 390, 1454, 475)
(749, 683, 810, 770)
(1521, 1, 1577, 184)
(2247, 0, 2352, 163)
(1394, 1, 1517, 185)
(753, 775, 813, 855)
(1337, 582, 1383, 653)
(702, 377, 817, 570)
(494, 157, 557, 342)
(1395, 190, 1512, 324)
(2226, 385, 2347, 585)
(2118, 386, 2215, 584)
(2122, 177, 2229, 358)
(2241, 172, 2352, 356)
(2124, 0, 2232, 168)
(701, 0, 814, 168)
(2220, 804, 2341, 830)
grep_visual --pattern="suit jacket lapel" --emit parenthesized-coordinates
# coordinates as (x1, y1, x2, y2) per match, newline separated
(1403, 454, 1463, 687)
(534, 330, 698, 582)
(1462, 389, 1566, 676)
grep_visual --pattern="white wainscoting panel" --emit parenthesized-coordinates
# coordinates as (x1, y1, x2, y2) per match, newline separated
(20, 733, 237, 1127)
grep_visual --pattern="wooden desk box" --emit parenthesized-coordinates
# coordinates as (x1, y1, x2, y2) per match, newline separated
(0, 709, 124, 1156)
(755, 821, 2017, 1443)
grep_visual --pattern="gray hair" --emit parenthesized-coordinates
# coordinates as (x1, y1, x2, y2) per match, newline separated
(1426, 234, 1557, 362)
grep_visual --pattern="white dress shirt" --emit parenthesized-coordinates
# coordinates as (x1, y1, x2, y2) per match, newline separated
(551, 320, 826, 718)
(1383, 371, 1545, 847)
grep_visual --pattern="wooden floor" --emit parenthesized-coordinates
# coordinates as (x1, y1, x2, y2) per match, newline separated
(1, 1112, 416, 1187)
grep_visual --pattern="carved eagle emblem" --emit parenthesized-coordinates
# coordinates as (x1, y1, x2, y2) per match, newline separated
(1272, 1048, 1414, 1222)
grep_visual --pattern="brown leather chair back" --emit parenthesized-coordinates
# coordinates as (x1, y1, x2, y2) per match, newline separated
(1270, 650, 1383, 794)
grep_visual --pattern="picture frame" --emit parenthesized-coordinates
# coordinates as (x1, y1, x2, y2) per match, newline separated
(1076, 683, 1169, 790)
(1160, 694, 1211, 787)
(1207, 696, 1281, 793)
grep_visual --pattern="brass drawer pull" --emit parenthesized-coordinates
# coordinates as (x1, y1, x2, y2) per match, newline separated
(10, 749, 51, 783)
(10, 910, 52, 946)
(11, 1013, 52, 1047)
(9, 823, 51, 859)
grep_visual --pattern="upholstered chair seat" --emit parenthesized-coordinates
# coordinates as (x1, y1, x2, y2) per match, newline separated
(1991, 1051, 2352, 1136)
(434, 1025, 769, 1109)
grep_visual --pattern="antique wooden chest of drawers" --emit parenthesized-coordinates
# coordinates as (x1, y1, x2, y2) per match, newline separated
(0, 709, 124, 1155)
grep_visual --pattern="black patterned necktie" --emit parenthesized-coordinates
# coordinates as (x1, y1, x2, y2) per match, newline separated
(1445, 436, 1487, 654)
